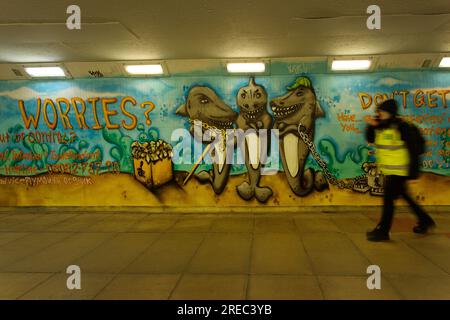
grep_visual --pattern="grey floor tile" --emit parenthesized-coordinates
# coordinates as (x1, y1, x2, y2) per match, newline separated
(0, 273, 53, 299)
(0, 211, 448, 300)
(128, 215, 179, 232)
(170, 274, 246, 300)
(402, 234, 450, 274)
(302, 232, 370, 276)
(0, 232, 72, 270)
(433, 216, 450, 234)
(0, 232, 29, 247)
(84, 214, 147, 232)
(210, 217, 254, 233)
(251, 233, 313, 275)
(20, 273, 115, 300)
(331, 214, 375, 233)
(188, 233, 252, 274)
(318, 276, 402, 300)
(5, 233, 115, 272)
(294, 216, 341, 233)
(47, 214, 114, 232)
(386, 275, 450, 299)
(248, 275, 323, 299)
(0, 214, 47, 231)
(95, 274, 180, 300)
(168, 217, 215, 233)
(124, 233, 204, 274)
(10, 214, 78, 232)
(254, 217, 297, 233)
(348, 233, 448, 276)
(73, 233, 160, 273)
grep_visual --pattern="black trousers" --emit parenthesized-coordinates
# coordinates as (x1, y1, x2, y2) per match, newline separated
(379, 175, 432, 232)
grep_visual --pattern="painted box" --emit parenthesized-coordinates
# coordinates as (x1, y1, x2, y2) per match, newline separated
(131, 140, 174, 189)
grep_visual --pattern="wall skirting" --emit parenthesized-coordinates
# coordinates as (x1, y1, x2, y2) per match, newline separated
(0, 205, 448, 214)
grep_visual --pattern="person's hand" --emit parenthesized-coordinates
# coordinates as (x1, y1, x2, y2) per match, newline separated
(364, 116, 379, 126)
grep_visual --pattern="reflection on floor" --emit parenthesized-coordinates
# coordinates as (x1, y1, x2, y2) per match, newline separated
(0, 209, 449, 300)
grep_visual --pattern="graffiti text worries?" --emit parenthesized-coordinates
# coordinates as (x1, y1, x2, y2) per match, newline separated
(18, 97, 155, 130)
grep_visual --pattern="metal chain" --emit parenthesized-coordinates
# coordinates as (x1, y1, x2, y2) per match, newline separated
(297, 123, 356, 189)
(188, 120, 359, 189)
(189, 119, 230, 152)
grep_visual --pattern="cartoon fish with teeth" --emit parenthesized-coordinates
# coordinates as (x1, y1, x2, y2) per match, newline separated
(235, 77, 273, 202)
(270, 76, 328, 196)
(176, 86, 238, 194)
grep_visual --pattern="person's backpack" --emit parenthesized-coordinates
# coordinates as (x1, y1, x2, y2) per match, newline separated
(403, 121, 426, 179)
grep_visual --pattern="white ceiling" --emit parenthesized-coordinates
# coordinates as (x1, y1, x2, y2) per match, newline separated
(0, 0, 449, 63)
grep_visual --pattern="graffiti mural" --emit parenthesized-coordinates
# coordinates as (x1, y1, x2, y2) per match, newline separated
(235, 77, 273, 202)
(0, 68, 449, 207)
(176, 86, 237, 194)
(270, 76, 328, 196)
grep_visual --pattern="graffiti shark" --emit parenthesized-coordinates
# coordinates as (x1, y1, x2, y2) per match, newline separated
(270, 76, 328, 196)
(176, 86, 238, 194)
(235, 77, 273, 202)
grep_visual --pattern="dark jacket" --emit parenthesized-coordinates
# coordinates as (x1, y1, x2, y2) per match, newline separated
(365, 117, 419, 179)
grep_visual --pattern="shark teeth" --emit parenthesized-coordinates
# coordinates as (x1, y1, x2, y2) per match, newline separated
(243, 105, 264, 120)
(209, 118, 234, 129)
(245, 114, 257, 120)
(271, 103, 302, 119)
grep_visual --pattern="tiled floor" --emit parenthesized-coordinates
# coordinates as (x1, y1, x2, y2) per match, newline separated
(0, 209, 449, 300)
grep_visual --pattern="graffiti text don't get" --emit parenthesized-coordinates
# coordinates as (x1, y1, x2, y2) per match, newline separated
(18, 96, 155, 131)
(359, 89, 450, 110)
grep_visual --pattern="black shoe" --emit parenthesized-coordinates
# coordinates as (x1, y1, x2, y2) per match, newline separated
(366, 227, 390, 242)
(413, 219, 436, 234)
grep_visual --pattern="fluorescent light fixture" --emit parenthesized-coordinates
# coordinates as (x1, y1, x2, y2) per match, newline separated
(25, 66, 66, 77)
(438, 57, 450, 68)
(125, 64, 163, 75)
(331, 59, 372, 71)
(227, 62, 266, 73)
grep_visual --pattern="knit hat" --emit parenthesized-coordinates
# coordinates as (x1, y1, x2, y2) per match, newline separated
(377, 99, 398, 116)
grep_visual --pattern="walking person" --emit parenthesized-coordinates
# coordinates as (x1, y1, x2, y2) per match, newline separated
(365, 99, 436, 242)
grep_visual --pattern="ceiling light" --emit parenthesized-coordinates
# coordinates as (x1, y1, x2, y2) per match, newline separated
(438, 57, 450, 68)
(331, 59, 372, 71)
(24, 66, 66, 77)
(125, 64, 164, 75)
(227, 62, 266, 73)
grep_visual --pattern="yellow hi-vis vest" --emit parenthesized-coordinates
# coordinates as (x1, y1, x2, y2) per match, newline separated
(375, 126, 410, 176)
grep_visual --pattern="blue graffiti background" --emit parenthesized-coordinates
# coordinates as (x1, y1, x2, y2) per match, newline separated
(0, 70, 449, 178)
